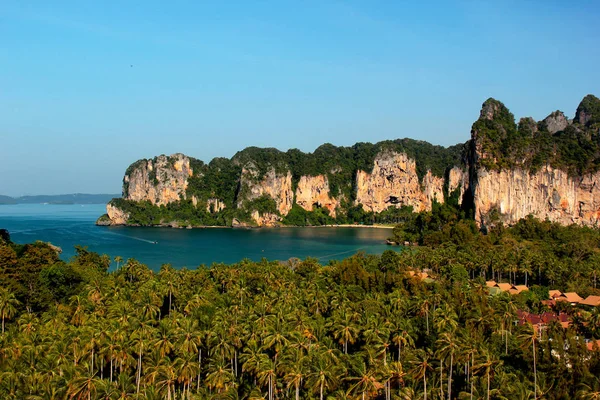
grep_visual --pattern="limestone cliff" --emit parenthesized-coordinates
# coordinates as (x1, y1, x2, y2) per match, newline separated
(238, 164, 294, 218)
(473, 166, 600, 226)
(295, 175, 339, 217)
(98, 93, 600, 228)
(106, 203, 130, 225)
(468, 94, 600, 228)
(124, 154, 193, 205)
(448, 167, 468, 204)
(355, 152, 446, 213)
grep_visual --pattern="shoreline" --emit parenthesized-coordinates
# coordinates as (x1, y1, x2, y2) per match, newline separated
(98, 222, 395, 230)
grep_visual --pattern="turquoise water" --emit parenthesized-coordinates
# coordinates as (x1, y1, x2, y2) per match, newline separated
(0, 204, 395, 270)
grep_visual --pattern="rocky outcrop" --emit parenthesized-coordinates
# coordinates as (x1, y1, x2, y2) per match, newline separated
(124, 154, 193, 205)
(250, 211, 281, 227)
(473, 166, 600, 226)
(542, 111, 569, 134)
(295, 175, 339, 217)
(206, 198, 226, 213)
(448, 167, 468, 204)
(106, 203, 130, 225)
(238, 165, 293, 217)
(355, 152, 447, 213)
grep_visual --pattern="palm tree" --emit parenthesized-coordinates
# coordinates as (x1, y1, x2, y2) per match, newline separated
(410, 349, 432, 400)
(256, 355, 277, 400)
(0, 287, 19, 334)
(281, 354, 306, 400)
(474, 348, 502, 400)
(205, 357, 235, 394)
(347, 361, 384, 400)
(437, 331, 459, 400)
(577, 376, 600, 399)
(114, 256, 123, 270)
(67, 372, 101, 400)
(307, 351, 341, 400)
(519, 326, 539, 400)
(331, 312, 359, 354)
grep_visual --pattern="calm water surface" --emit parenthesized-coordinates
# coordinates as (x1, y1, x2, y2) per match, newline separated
(0, 204, 396, 270)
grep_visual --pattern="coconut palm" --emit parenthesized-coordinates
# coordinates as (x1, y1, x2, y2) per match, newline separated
(0, 287, 20, 334)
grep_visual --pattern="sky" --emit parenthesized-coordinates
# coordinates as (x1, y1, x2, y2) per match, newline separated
(1, 1, 599, 196)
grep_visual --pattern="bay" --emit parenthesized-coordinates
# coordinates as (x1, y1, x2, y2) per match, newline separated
(0, 204, 397, 270)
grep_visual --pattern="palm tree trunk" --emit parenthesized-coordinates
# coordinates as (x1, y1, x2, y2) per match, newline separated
(91, 348, 94, 375)
(470, 354, 474, 400)
(197, 349, 201, 392)
(448, 353, 453, 400)
(320, 380, 324, 400)
(487, 368, 490, 400)
(439, 363, 443, 399)
(423, 370, 427, 400)
(295, 381, 299, 400)
(2, 312, 4, 334)
(136, 343, 143, 396)
(110, 356, 113, 382)
(533, 339, 537, 400)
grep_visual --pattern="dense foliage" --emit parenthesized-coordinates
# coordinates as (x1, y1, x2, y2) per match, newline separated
(1, 216, 600, 399)
(473, 95, 600, 175)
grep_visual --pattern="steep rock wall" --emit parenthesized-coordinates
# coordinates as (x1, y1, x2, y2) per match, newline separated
(355, 152, 446, 213)
(474, 166, 600, 226)
(238, 165, 293, 223)
(125, 154, 193, 205)
(448, 167, 468, 205)
(106, 204, 130, 225)
(295, 175, 339, 217)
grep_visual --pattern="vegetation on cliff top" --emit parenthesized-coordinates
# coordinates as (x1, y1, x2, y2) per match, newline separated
(474, 95, 600, 175)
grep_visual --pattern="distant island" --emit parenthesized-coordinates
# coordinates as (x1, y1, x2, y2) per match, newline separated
(0, 193, 120, 205)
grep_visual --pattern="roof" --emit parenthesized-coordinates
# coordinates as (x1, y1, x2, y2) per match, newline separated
(486, 280, 497, 288)
(509, 285, 529, 294)
(517, 310, 571, 327)
(548, 290, 562, 299)
(587, 340, 600, 351)
(580, 295, 600, 307)
(495, 283, 512, 292)
(557, 292, 583, 303)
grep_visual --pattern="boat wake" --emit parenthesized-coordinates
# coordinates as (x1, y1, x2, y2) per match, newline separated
(105, 232, 157, 244)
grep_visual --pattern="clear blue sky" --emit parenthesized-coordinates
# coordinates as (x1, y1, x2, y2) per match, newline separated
(1, 1, 599, 196)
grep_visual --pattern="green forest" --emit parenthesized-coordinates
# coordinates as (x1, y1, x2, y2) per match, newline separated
(2, 205, 600, 399)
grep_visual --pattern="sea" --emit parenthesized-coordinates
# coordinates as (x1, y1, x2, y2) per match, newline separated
(0, 204, 397, 270)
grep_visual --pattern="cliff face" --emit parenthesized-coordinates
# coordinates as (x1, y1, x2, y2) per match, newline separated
(99, 94, 600, 228)
(106, 203, 130, 225)
(468, 94, 600, 228)
(238, 165, 294, 217)
(473, 167, 600, 226)
(124, 154, 193, 205)
(295, 175, 339, 217)
(355, 152, 445, 213)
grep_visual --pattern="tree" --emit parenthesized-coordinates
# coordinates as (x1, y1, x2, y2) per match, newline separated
(0, 288, 19, 334)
